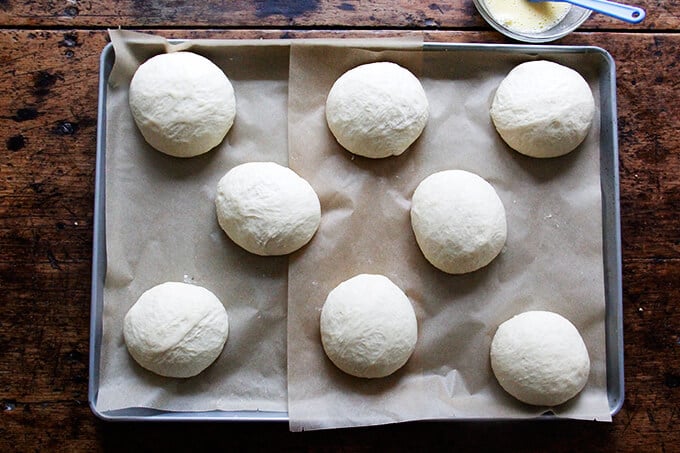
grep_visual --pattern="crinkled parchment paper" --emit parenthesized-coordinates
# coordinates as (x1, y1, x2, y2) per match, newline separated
(286, 44, 612, 430)
(95, 31, 611, 427)
(97, 30, 292, 412)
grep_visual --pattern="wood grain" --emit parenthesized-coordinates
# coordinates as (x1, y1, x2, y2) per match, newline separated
(0, 0, 677, 30)
(0, 29, 678, 451)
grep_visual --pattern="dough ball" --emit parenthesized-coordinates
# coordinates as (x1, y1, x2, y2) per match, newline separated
(325, 62, 429, 159)
(490, 60, 595, 158)
(215, 162, 321, 256)
(123, 282, 229, 378)
(490, 311, 590, 406)
(410, 170, 507, 274)
(129, 51, 236, 158)
(320, 274, 418, 378)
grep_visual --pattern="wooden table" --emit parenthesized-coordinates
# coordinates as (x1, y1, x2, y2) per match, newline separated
(1, 2, 678, 451)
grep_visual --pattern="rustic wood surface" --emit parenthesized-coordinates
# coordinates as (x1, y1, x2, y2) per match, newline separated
(1, 0, 678, 30)
(0, 0, 678, 450)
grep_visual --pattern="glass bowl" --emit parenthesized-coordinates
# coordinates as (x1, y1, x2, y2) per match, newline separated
(472, 0, 592, 43)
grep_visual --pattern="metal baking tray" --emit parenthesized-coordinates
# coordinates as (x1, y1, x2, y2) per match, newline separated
(89, 41, 623, 422)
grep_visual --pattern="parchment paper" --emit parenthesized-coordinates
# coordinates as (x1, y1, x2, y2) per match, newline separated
(96, 31, 612, 426)
(286, 44, 612, 430)
(97, 30, 293, 412)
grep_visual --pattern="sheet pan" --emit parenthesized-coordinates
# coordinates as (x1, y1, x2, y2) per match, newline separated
(89, 40, 622, 422)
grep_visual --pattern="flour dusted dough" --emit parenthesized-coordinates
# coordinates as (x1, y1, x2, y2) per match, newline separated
(320, 274, 418, 378)
(410, 170, 507, 274)
(215, 162, 321, 256)
(129, 51, 236, 158)
(123, 282, 229, 378)
(490, 60, 595, 158)
(490, 311, 591, 406)
(325, 62, 429, 159)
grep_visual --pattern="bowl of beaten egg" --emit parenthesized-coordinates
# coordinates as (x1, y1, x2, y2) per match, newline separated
(473, 0, 592, 43)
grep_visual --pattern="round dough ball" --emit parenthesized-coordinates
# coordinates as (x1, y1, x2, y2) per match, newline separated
(320, 274, 418, 378)
(325, 62, 429, 159)
(215, 162, 321, 256)
(129, 51, 236, 158)
(123, 282, 229, 378)
(410, 170, 507, 274)
(490, 60, 595, 158)
(490, 311, 590, 406)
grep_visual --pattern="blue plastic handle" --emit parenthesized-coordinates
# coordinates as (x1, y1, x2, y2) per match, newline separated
(532, 0, 646, 24)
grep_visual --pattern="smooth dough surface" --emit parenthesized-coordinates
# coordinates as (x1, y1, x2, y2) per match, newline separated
(320, 274, 418, 378)
(490, 60, 595, 158)
(215, 162, 321, 256)
(325, 62, 429, 159)
(129, 51, 236, 158)
(490, 311, 591, 406)
(410, 170, 507, 274)
(123, 282, 229, 378)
